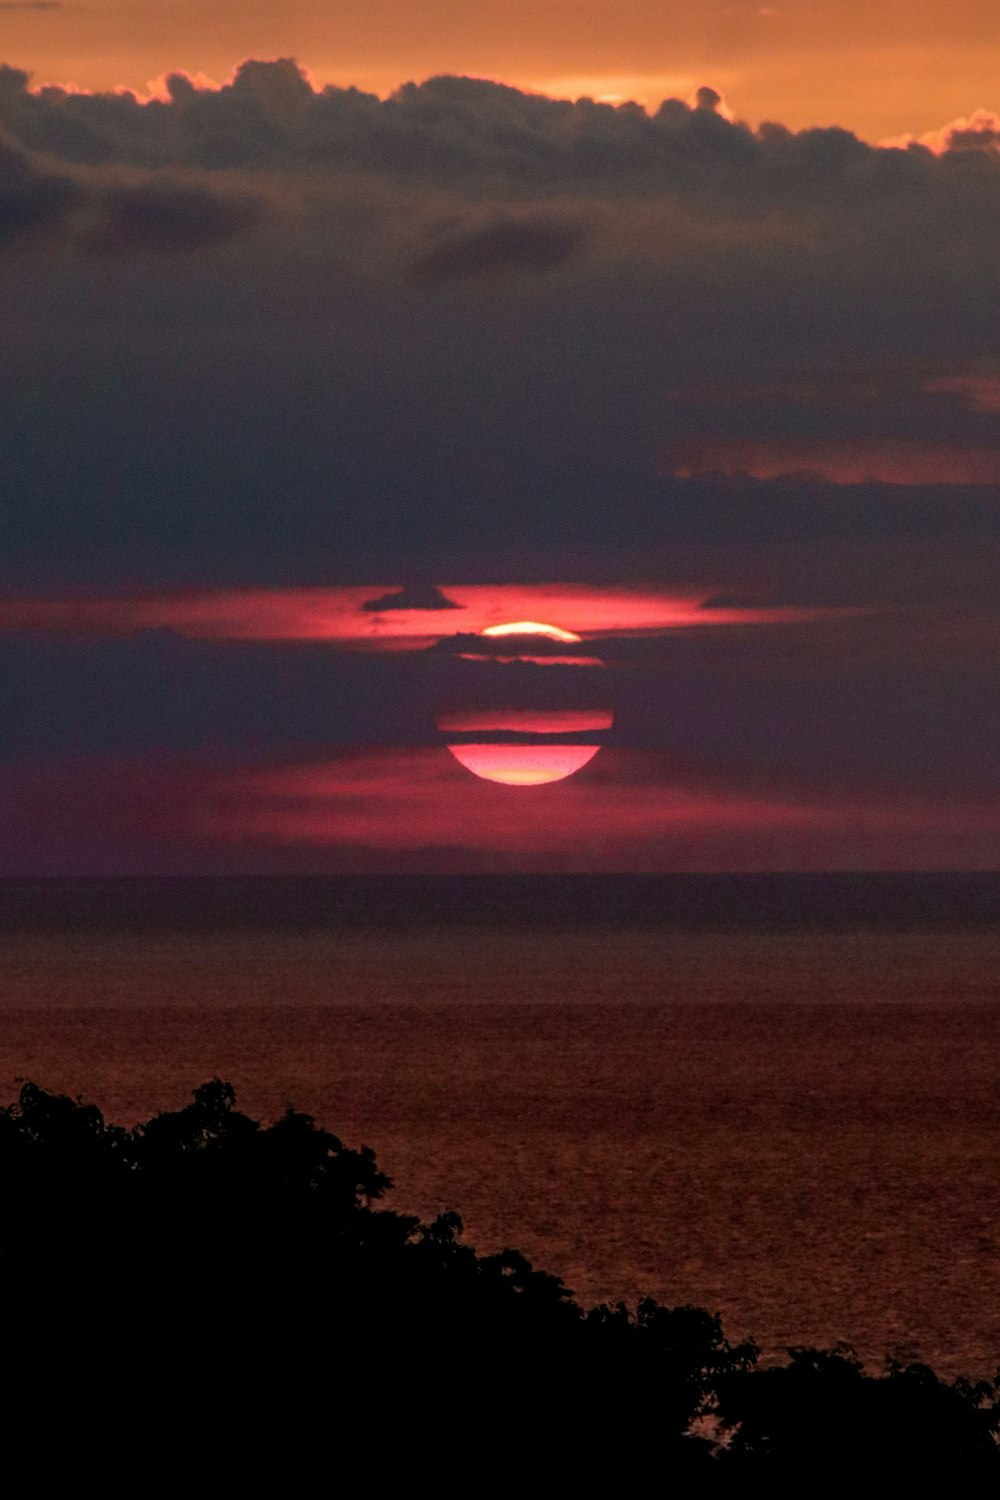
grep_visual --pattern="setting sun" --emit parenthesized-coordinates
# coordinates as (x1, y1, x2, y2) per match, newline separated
(480, 621, 582, 643)
(437, 621, 611, 787)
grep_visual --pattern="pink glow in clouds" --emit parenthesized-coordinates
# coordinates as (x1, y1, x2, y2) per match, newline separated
(196, 749, 1000, 871)
(2, 749, 999, 875)
(0, 584, 849, 645)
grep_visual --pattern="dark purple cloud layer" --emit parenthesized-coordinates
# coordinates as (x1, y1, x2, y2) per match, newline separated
(1, 60, 1000, 594)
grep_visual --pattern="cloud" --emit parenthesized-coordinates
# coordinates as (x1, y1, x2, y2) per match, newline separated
(0, 630, 435, 760)
(922, 375, 1000, 413)
(3, 58, 1000, 599)
(196, 748, 1000, 872)
(0, 127, 80, 244)
(362, 584, 463, 612)
(0, 111, 263, 255)
(0, 582, 825, 642)
(889, 108, 1000, 156)
(4, 741, 999, 874)
(698, 593, 764, 610)
(668, 438, 1000, 485)
(0, 58, 974, 187)
(92, 179, 263, 253)
(661, 372, 1000, 487)
(413, 215, 584, 281)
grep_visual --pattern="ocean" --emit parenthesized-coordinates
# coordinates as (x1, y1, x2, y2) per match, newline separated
(1, 874, 998, 1377)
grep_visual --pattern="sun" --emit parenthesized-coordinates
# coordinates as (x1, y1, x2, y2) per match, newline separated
(480, 620, 582, 643)
(444, 742, 605, 786)
(435, 620, 612, 787)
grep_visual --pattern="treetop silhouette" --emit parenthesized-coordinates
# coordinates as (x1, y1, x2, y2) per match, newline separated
(0, 1079, 994, 1482)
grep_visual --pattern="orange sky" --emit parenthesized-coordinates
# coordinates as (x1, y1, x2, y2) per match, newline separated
(6, 0, 999, 140)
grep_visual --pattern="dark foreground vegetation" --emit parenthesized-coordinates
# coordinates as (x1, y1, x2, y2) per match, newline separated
(2, 1080, 997, 1484)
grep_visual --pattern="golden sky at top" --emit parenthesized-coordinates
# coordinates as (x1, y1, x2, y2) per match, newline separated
(4, 0, 998, 140)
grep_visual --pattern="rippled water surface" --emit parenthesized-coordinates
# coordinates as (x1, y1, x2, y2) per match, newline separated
(1, 884, 999, 1376)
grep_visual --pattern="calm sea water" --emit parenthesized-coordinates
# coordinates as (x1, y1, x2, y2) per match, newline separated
(1, 876, 998, 1377)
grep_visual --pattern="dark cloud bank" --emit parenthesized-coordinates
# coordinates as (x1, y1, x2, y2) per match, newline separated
(1, 57, 1000, 596)
(1, 58, 996, 184)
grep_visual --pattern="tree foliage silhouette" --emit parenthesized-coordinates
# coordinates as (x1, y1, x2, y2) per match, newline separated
(715, 1343, 1000, 1480)
(0, 1080, 995, 1483)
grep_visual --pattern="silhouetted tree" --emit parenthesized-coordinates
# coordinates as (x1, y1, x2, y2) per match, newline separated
(0, 1080, 994, 1484)
(715, 1344, 1000, 1479)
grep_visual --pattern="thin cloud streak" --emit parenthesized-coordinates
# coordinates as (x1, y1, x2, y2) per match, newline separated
(0, 584, 853, 644)
(669, 439, 1000, 486)
(198, 749, 1000, 871)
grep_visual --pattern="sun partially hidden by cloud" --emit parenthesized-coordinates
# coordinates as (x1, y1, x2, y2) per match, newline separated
(435, 620, 612, 785)
(481, 620, 581, 643)
(446, 744, 603, 786)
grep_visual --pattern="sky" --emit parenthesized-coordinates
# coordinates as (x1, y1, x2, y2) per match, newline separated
(2, 10, 1000, 872)
(7, 0, 1000, 141)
